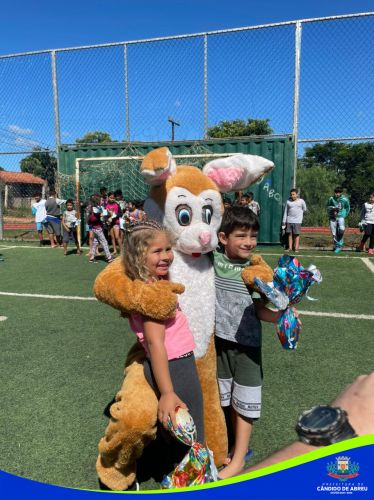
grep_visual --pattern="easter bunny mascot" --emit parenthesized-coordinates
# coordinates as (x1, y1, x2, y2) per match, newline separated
(95, 147, 274, 490)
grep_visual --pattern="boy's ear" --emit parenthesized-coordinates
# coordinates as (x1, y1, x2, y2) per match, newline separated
(218, 231, 227, 246)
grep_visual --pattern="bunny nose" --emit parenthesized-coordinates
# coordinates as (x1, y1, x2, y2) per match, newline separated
(199, 231, 212, 246)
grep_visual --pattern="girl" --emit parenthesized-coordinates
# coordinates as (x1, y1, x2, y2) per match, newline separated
(106, 192, 122, 256)
(88, 194, 113, 264)
(123, 219, 204, 442)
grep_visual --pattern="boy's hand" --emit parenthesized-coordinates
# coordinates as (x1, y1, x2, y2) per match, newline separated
(158, 392, 187, 430)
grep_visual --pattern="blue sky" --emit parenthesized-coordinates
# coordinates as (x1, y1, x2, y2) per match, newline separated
(0, 0, 373, 171)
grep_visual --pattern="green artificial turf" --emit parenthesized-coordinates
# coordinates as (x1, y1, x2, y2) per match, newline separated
(0, 245, 373, 490)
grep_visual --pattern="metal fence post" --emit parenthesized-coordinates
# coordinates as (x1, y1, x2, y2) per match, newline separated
(124, 43, 130, 141)
(292, 21, 302, 188)
(51, 50, 61, 192)
(203, 34, 208, 139)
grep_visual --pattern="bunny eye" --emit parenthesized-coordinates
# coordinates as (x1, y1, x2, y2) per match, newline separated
(202, 206, 213, 224)
(176, 205, 192, 226)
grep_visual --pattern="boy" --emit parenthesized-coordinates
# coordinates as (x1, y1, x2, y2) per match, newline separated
(213, 206, 281, 479)
(61, 199, 81, 255)
(282, 189, 307, 253)
(327, 187, 350, 254)
(31, 192, 46, 246)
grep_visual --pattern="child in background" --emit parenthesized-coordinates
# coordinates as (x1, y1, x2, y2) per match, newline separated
(213, 206, 282, 479)
(247, 192, 260, 217)
(357, 191, 374, 255)
(31, 192, 46, 246)
(88, 194, 113, 264)
(106, 192, 122, 256)
(282, 189, 307, 253)
(123, 219, 204, 450)
(62, 199, 81, 256)
(327, 187, 350, 254)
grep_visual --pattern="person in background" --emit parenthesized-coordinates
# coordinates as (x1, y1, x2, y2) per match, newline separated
(247, 192, 260, 217)
(222, 195, 232, 210)
(357, 191, 374, 255)
(282, 189, 307, 253)
(88, 194, 113, 264)
(45, 190, 66, 248)
(31, 192, 47, 247)
(106, 192, 122, 256)
(62, 199, 81, 256)
(327, 187, 350, 254)
(100, 186, 108, 208)
(114, 189, 126, 212)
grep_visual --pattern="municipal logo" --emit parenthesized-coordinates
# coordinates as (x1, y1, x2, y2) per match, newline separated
(326, 456, 360, 481)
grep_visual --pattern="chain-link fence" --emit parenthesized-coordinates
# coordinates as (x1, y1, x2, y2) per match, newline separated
(0, 12, 373, 239)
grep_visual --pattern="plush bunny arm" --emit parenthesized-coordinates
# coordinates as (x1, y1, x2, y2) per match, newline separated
(241, 254, 273, 289)
(93, 257, 184, 320)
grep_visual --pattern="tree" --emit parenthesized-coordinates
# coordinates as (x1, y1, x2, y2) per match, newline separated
(20, 148, 57, 188)
(76, 131, 114, 143)
(300, 141, 374, 208)
(207, 118, 273, 138)
(0, 166, 4, 171)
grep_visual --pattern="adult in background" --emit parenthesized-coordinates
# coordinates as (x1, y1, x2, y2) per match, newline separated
(327, 187, 350, 254)
(282, 188, 307, 253)
(45, 190, 66, 248)
(357, 191, 374, 255)
(31, 192, 47, 247)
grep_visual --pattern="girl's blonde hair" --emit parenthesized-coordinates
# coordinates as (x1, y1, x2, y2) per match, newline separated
(122, 220, 174, 282)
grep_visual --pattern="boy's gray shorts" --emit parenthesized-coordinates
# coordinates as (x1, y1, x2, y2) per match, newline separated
(286, 222, 301, 235)
(215, 336, 262, 419)
(45, 220, 61, 236)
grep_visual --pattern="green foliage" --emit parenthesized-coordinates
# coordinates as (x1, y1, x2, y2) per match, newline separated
(75, 130, 114, 143)
(301, 141, 374, 208)
(0, 166, 4, 171)
(207, 118, 273, 138)
(298, 164, 339, 226)
(20, 148, 57, 189)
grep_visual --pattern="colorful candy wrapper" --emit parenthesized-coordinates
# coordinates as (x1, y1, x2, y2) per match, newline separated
(254, 255, 322, 350)
(161, 408, 218, 488)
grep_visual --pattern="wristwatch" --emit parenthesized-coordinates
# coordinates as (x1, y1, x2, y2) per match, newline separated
(295, 405, 357, 446)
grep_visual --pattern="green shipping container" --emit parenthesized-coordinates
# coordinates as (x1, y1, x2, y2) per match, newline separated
(58, 135, 294, 244)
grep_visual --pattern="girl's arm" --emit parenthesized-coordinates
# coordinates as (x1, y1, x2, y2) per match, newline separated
(143, 319, 187, 429)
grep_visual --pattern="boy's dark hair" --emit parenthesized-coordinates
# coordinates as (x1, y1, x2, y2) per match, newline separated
(100, 186, 107, 194)
(107, 191, 115, 197)
(248, 192, 254, 198)
(66, 198, 74, 205)
(91, 193, 101, 205)
(114, 189, 123, 197)
(334, 186, 343, 193)
(219, 206, 259, 236)
(290, 188, 298, 194)
(49, 189, 56, 196)
(35, 192, 42, 197)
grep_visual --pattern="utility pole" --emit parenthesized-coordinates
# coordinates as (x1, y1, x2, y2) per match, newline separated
(167, 116, 180, 142)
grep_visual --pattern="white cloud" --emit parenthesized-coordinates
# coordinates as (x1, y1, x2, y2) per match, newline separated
(174, 99, 181, 108)
(14, 137, 40, 148)
(61, 131, 71, 138)
(8, 124, 33, 135)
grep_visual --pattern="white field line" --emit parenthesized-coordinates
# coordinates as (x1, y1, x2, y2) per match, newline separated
(0, 245, 372, 260)
(0, 316, 8, 321)
(0, 290, 372, 320)
(298, 310, 374, 321)
(0, 291, 96, 301)
(361, 257, 374, 274)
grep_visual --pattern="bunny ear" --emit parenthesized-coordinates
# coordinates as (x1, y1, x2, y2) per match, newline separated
(140, 147, 176, 186)
(202, 154, 274, 193)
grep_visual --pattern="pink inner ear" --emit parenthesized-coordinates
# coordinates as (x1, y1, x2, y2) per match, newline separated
(207, 167, 244, 191)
